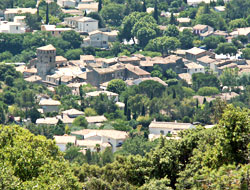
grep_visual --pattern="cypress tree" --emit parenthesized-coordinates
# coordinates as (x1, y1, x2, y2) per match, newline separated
(124, 97, 128, 116)
(37, 6, 40, 21)
(172, 89, 176, 99)
(153, 0, 158, 23)
(196, 98, 199, 108)
(98, 0, 102, 12)
(203, 97, 207, 104)
(142, 0, 147, 12)
(170, 12, 177, 25)
(127, 109, 131, 121)
(46, 3, 49, 24)
(141, 104, 145, 116)
(84, 10, 87, 16)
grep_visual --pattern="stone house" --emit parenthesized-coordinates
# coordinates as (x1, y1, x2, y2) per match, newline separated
(185, 47, 208, 61)
(39, 99, 61, 113)
(82, 30, 109, 48)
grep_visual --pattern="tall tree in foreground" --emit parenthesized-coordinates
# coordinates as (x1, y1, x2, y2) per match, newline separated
(98, 0, 102, 12)
(0, 125, 81, 189)
(153, 0, 158, 24)
(46, 3, 49, 24)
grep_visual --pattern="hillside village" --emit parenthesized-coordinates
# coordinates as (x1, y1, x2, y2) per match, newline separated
(1, 0, 250, 189)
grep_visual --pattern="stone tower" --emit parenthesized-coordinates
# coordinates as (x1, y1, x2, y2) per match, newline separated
(36, 44, 56, 80)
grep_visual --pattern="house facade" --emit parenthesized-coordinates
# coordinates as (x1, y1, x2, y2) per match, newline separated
(39, 99, 61, 113)
(149, 121, 193, 139)
(64, 16, 98, 33)
(71, 129, 128, 152)
(82, 30, 109, 48)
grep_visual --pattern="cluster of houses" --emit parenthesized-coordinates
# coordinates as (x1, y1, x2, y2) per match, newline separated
(53, 121, 196, 153)
(3, 0, 249, 154)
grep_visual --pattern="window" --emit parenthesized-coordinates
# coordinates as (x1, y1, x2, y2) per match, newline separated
(97, 38, 99, 40)
(160, 130, 164, 135)
(16, 26, 18, 30)
(168, 131, 171, 134)
(52, 31, 54, 34)
(103, 41, 107, 44)
(50, 57, 52, 62)
(195, 69, 197, 71)
(86, 24, 88, 26)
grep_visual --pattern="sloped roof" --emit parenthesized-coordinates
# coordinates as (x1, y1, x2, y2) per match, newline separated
(36, 117, 58, 125)
(86, 115, 107, 123)
(149, 121, 193, 130)
(186, 47, 206, 55)
(54, 135, 76, 144)
(62, 108, 84, 115)
(37, 44, 56, 51)
(72, 129, 128, 140)
(39, 99, 61, 106)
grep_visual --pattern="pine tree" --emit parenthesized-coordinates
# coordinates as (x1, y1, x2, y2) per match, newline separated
(46, 3, 49, 24)
(153, 0, 158, 23)
(142, 0, 147, 12)
(98, 0, 102, 12)
(58, 77, 61, 85)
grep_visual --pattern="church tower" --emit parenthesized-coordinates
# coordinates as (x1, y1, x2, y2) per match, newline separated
(36, 44, 56, 80)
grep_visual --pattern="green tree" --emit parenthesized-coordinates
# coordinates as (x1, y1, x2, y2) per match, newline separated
(119, 12, 147, 42)
(242, 47, 250, 59)
(0, 51, 13, 62)
(107, 79, 126, 94)
(117, 135, 154, 157)
(164, 25, 179, 38)
(229, 18, 247, 29)
(98, 0, 102, 12)
(179, 29, 194, 49)
(55, 84, 71, 98)
(65, 49, 83, 60)
(153, 0, 158, 23)
(25, 13, 41, 31)
(0, 125, 81, 189)
(62, 30, 82, 49)
(197, 86, 220, 96)
(202, 35, 225, 50)
(84, 108, 98, 116)
(46, 2, 49, 24)
(73, 116, 88, 128)
(219, 67, 239, 87)
(145, 36, 180, 56)
(4, 75, 14, 86)
(100, 3, 125, 26)
(192, 73, 220, 91)
(215, 42, 237, 56)
(87, 12, 105, 28)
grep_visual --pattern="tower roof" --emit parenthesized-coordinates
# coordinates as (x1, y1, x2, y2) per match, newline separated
(37, 44, 56, 51)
